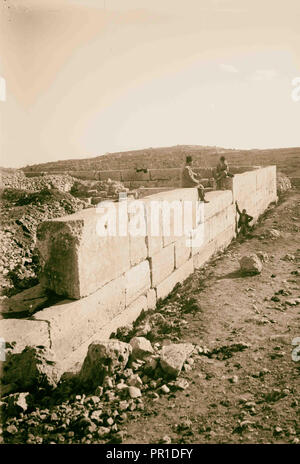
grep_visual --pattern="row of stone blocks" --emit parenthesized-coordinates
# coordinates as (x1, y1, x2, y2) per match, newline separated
(0, 224, 234, 371)
(0, 189, 236, 369)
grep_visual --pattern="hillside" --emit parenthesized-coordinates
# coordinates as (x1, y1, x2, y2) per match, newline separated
(21, 146, 300, 177)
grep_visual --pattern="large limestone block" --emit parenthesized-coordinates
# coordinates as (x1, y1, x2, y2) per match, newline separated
(149, 244, 175, 287)
(124, 261, 151, 306)
(174, 236, 191, 268)
(129, 235, 148, 266)
(127, 198, 148, 265)
(146, 288, 157, 310)
(0, 319, 51, 353)
(214, 225, 235, 250)
(60, 295, 149, 373)
(193, 241, 216, 269)
(190, 220, 210, 256)
(32, 276, 126, 361)
(156, 259, 194, 300)
(232, 170, 257, 202)
(144, 188, 199, 248)
(37, 206, 130, 299)
(203, 191, 233, 220)
(208, 210, 227, 242)
(143, 198, 163, 257)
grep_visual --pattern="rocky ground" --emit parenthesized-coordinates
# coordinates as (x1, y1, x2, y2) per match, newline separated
(0, 172, 129, 296)
(0, 187, 299, 445)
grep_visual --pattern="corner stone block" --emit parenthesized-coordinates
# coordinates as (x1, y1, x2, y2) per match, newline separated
(37, 206, 130, 299)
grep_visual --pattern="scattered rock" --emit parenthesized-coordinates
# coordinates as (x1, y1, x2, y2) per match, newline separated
(94, 386, 104, 397)
(257, 252, 269, 263)
(160, 385, 170, 394)
(129, 337, 154, 359)
(267, 229, 281, 239)
(128, 386, 142, 399)
(127, 374, 143, 387)
(173, 379, 189, 390)
(239, 254, 263, 275)
(160, 343, 194, 378)
(160, 435, 172, 444)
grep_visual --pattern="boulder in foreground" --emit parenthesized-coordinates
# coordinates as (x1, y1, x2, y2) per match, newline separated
(2, 346, 60, 392)
(239, 254, 263, 275)
(80, 340, 132, 389)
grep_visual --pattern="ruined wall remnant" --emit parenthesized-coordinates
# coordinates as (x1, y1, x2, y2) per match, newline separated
(0, 166, 277, 371)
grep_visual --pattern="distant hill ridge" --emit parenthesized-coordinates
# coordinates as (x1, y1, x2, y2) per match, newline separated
(21, 145, 300, 177)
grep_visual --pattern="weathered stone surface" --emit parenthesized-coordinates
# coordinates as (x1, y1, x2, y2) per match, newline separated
(146, 289, 157, 310)
(130, 337, 154, 359)
(175, 236, 191, 268)
(239, 254, 263, 274)
(33, 275, 126, 362)
(0, 319, 51, 353)
(60, 295, 149, 374)
(155, 259, 194, 300)
(149, 244, 175, 287)
(37, 207, 130, 299)
(124, 261, 151, 306)
(2, 346, 59, 391)
(160, 343, 194, 377)
(80, 340, 132, 388)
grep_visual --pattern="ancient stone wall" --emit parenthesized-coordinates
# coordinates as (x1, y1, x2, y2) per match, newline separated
(0, 166, 277, 372)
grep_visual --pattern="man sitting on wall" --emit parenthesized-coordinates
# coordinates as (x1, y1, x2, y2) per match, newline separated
(215, 156, 234, 189)
(181, 156, 209, 203)
(236, 201, 253, 236)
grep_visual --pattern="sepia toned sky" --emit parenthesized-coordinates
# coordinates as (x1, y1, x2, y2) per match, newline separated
(0, 0, 300, 167)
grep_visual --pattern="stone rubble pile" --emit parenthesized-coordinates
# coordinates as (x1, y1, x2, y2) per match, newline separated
(0, 335, 201, 444)
(1, 171, 75, 192)
(70, 178, 129, 203)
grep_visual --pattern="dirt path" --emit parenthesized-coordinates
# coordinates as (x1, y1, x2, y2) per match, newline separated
(123, 190, 300, 444)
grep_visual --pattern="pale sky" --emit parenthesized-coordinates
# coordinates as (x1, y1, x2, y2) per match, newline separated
(0, 0, 300, 168)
